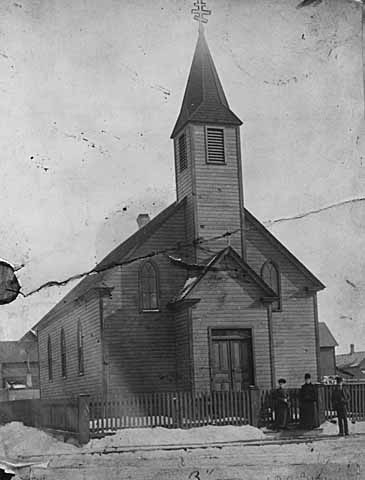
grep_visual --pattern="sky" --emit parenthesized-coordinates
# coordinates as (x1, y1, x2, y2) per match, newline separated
(0, 0, 364, 354)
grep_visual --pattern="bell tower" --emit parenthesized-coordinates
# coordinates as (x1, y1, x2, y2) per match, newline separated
(171, 4, 245, 262)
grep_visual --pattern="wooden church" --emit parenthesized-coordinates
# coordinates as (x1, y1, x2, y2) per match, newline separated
(34, 22, 325, 400)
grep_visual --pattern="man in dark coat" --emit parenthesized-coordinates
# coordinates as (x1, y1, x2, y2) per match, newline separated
(273, 378, 290, 430)
(331, 376, 350, 436)
(299, 373, 319, 429)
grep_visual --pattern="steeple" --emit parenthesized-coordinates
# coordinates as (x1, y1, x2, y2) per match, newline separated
(171, 26, 242, 139)
(172, 4, 246, 262)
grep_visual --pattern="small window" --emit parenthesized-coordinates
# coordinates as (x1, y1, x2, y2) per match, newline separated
(60, 328, 67, 378)
(140, 261, 159, 311)
(47, 335, 53, 381)
(77, 321, 84, 375)
(178, 133, 187, 172)
(261, 260, 281, 311)
(206, 127, 225, 163)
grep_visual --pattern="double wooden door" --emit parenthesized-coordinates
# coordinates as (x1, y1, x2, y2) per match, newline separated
(210, 329, 254, 391)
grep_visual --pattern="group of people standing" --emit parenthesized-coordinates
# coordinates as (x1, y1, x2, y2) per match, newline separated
(273, 374, 350, 436)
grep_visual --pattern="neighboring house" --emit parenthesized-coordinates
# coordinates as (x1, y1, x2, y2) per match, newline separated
(319, 322, 338, 378)
(336, 344, 365, 380)
(31, 26, 325, 400)
(0, 332, 40, 401)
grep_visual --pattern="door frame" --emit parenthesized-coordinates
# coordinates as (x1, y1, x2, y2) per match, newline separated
(208, 326, 257, 391)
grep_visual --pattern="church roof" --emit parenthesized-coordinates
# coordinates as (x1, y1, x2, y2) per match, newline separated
(171, 28, 242, 138)
(244, 209, 325, 291)
(33, 199, 186, 330)
(96, 199, 186, 270)
(31, 200, 325, 331)
(172, 246, 278, 304)
(319, 322, 338, 348)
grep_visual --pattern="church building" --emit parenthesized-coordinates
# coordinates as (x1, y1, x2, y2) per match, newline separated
(34, 22, 325, 400)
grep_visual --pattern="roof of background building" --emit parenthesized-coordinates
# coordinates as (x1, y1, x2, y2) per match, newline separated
(336, 350, 365, 369)
(0, 341, 38, 363)
(319, 322, 338, 348)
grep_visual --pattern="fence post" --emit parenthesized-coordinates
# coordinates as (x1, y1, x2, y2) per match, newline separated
(248, 387, 260, 427)
(174, 393, 183, 428)
(171, 393, 178, 428)
(78, 394, 90, 444)
(316, 383, 325, 426)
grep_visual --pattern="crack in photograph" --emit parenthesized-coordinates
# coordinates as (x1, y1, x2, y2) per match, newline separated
(0, 0, 364, 479)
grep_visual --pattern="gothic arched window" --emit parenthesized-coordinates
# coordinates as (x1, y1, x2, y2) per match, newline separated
(47, 335, 53, 381)
(139, 261, 159, 311)
(60, 328, 67, 378)
(77, 321, 84, 375)
(261, 260, 281, 311)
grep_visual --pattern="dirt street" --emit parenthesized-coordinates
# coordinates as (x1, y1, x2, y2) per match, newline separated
(25, 435, 364, 480)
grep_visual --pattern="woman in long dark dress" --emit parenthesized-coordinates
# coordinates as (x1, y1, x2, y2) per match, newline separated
(273, 378, 290, 430)
(299, 373, 319, 429)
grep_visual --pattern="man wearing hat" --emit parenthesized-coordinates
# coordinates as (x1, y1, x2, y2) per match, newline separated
(299, 373, 319, 429)
(331, 376, 350, 436)
(273, 378, 290, 430)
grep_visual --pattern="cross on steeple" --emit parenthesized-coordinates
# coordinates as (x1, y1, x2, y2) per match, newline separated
(170, 10, 242, 139)
(191, 0, 211, 25)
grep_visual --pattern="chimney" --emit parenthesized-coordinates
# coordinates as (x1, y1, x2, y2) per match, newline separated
(350, 343, 355, 354)
(137, 213, 150, 229)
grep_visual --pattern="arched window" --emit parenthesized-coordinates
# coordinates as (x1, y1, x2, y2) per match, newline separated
(261, 260, 281, 311)
(139, 261, 159, 311)
(77, 321, 84, 375)
(47, 335, 53, 381)
(60, 328, 67, 378)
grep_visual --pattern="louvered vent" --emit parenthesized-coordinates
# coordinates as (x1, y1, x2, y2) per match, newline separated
(178, 133, 187, 172)
(206, 128, 225, 163)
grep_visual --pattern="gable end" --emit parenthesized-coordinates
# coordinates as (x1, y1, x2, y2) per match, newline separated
(245, 208, 325, 291)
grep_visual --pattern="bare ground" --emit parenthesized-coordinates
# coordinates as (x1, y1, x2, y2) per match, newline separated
(23, 434, 364, 480)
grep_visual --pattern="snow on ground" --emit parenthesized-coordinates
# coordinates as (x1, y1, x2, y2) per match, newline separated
(0, 422, 266, 458)
(2, 420, 365, 461)
(0, 422, 78, 458)
(24, 436, 365, 480)
(321, 418, 365, 435)
(84, 424, 266, 451)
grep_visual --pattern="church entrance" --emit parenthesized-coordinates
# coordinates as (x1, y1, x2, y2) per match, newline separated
(210, 329, 254, 391)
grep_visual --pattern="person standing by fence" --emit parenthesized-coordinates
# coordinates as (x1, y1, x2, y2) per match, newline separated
(299, 373, 319, 430)
(331, 376, 350, 436)
(273, 378, 290, 430)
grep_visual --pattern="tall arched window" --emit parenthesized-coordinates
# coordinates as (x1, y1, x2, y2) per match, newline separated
(261, 260, 281, 311)
(139, 261, 159, 311)
(77, 320, 84, 375)
(47, 335, 53, 381)
(60, 328, 67, 378)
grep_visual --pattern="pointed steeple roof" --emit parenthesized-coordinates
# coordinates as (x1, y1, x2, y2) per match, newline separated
(171, 27, 242, 138)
